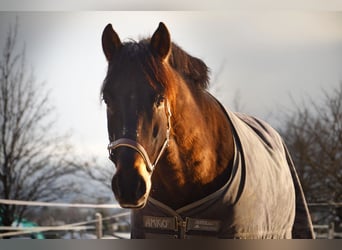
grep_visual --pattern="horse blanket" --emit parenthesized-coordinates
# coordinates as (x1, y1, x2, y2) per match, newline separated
(130, 109, 315, 239)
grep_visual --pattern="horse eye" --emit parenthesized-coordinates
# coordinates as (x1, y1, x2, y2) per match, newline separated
(155, 95, 165, 108)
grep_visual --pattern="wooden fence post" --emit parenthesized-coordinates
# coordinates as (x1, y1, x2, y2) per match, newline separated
(95, 212, 103, 239)
(328, 222, 335, 239)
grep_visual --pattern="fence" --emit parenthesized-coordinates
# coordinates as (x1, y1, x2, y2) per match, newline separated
(0, 199, 130, 239)
(308, 202, 342, 239)
(312, 223, 342, 239)
(0, 199, 341, 239)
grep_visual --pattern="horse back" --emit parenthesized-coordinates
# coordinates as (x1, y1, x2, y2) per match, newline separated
(230, 111, 314, 239)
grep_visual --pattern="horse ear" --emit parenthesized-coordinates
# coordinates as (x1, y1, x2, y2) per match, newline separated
(102, 24, 122, 61)
(150, 22, 171, 60)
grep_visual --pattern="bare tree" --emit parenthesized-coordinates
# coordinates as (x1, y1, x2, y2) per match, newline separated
(0, 23, 82, 228)
(280, 83, 342, 224)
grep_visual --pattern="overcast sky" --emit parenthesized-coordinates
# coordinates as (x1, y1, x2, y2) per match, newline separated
(0, 11, 342, 161)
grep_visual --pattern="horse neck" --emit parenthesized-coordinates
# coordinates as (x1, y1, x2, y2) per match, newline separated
(151, 81, 235, 209)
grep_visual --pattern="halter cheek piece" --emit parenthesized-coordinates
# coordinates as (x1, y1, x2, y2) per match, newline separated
(107, 99, 172, 174)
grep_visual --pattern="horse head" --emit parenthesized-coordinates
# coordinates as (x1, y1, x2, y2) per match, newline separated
(101, 23, 173, 208)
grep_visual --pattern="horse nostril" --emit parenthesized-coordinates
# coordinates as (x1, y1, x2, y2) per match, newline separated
(111, 175, 121, 197)
(136, 176, 147, 199)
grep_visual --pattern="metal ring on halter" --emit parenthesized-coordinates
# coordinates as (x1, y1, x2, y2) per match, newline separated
(107, 99, 172, 174)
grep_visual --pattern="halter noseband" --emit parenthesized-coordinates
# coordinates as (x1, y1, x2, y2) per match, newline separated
(107, 99, 172, 173)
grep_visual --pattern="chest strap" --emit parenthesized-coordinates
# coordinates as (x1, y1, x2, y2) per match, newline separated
(142, 216, 221, 238)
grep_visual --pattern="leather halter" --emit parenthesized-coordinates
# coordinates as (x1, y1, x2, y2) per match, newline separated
(107, 99, 172, 173)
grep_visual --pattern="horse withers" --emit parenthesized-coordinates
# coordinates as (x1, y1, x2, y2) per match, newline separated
(100, 22, 314, 239)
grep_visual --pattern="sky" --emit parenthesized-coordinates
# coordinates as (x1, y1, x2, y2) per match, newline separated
(0, 11, 342, 162)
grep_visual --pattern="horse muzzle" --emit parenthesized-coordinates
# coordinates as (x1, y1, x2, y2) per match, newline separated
(111, 154, 152, 209)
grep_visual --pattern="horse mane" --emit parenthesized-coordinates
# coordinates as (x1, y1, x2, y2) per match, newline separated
(168, 43, 210, 90)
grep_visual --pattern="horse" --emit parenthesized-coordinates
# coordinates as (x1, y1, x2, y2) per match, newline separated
(100, 22, 315, 239)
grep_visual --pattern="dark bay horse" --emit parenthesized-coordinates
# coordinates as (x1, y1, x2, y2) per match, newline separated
(101, 22, 314, 239)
